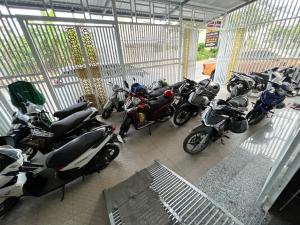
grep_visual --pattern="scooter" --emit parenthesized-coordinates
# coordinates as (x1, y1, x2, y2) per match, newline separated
(183, 98, 248, 154)
(0, 126, 119, 216)
(246, 81, 291, 125)
(119, 90, 175, 138)
(173, 79, 220, 126)
(227, 67, 279, 94)
(1, 107, 105, 160)
(101, 82, 128, 119)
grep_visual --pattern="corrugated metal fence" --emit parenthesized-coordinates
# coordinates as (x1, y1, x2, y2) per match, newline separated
(214, 0, 300, 83)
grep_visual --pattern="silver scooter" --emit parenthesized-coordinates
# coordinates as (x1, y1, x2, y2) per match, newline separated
(102, 82, 128, 119)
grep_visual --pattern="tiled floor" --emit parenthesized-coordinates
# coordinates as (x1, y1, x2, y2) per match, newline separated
(0, 86, 288, 225)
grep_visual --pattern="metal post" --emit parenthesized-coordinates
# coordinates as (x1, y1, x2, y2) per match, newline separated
(75, 26, 101, 108)
(17, 17, 61, 110)
(111, 0, 127, 81)
(177, 4, 183, 81)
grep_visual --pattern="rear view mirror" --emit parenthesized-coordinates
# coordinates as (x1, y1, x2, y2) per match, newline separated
(123, 80, 129, 89)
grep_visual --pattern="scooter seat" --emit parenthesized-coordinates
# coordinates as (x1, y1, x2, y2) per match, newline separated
(149, 95, 171, 111)
(228, 96, 248, 108)
(46, 128, 107, 169)
(149, 87, 168, 98)
(53, 102, 88, 120)
(169, 81, 185, 90)
(50, 109, 92, 137)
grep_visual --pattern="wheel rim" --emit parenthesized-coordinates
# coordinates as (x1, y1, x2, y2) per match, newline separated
(186, 132, 209, 153)
(175, 110, 190, 124)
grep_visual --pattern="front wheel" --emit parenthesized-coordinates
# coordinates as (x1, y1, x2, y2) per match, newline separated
(23, 147, 38, 160)
(0, 197, 20, 216)
(183, 130, 210, 154)
(246, 110, 266, 125)
(119, 117, 132, 138)
(173, 108, 192, 126)
(102, 108, 112, 119)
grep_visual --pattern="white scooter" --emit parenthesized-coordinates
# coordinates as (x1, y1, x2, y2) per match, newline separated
(0, 125, 119, 216)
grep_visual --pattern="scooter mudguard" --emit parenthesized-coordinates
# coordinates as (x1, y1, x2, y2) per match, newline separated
(179, 102, 199, 113)
(191, 124, 214, 134)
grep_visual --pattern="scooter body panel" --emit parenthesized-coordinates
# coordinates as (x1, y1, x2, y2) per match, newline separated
(60, 134, 112, 171)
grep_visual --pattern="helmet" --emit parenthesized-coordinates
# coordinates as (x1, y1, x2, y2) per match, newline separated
(131, 83, 146, 94)
(164, 90, 174, 98)
(228, 117, 248, 133)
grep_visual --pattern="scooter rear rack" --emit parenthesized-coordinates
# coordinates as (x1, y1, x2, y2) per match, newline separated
(105, 161, 244, 225)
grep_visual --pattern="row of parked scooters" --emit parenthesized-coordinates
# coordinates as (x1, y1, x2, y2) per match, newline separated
(0, 65, 297, 215)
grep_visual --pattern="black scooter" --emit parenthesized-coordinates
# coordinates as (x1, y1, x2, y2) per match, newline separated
(0, 126, 119, 216)
(1, 108, 105, 160)
(173, 79, 220, 126)
(182, 98, 248, 154)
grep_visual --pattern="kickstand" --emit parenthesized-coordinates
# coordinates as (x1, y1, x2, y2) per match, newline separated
(82, 175, 85, 181)
(148, 124, 152, 136)
(61, 185, 65, 201)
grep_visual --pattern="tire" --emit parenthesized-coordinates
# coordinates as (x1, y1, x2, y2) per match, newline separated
(183, 130, 210, 154)
(102, 144, 120, 162)
(102, 108, 112, 119)
(173, 108, 192, 126)
(24, 147, 38, 160)
(247, 110, 266, 125)
(227, 83, 232, 93)
(119, 117, 132, 138)
(0, 197, 20, 216)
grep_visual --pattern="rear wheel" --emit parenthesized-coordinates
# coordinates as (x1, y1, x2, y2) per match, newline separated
(0, 197, 20, 216)
(173, 108, 192, 126)
(183, 131, 210, 154)
(247, 110, 266, 125)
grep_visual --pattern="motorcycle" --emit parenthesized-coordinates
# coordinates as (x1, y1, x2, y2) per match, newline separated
(101, 82, 128, 119)
(278, 66, 300, 96)
(246, 81, 291, 125)
(183, 98, 248, 154)
(227, 67, 279, 94)
(171, 79, 198, 111)
(173, 79, 220, 126)
(1, 107, 106, 160)
(0, 125, 119, 216)
(119, 90, 175, 138)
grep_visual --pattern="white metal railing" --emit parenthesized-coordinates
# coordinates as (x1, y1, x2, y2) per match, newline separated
(214, 0, 300, 83)
(0, 1, 201, 135)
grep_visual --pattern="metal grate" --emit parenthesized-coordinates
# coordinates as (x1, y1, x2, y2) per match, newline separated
(108, 161, 244, 225)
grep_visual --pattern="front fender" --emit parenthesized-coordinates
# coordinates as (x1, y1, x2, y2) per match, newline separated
(179, 102, 198, 113)
(191, 124, 214, 134)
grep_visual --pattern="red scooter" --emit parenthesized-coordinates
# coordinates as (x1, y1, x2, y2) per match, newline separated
(119, 90, 175, 137)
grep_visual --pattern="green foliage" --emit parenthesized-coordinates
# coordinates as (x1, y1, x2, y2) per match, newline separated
(196, 43, 218, 61)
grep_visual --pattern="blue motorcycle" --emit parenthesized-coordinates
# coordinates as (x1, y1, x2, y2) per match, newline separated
(246, 81, 291, 125)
